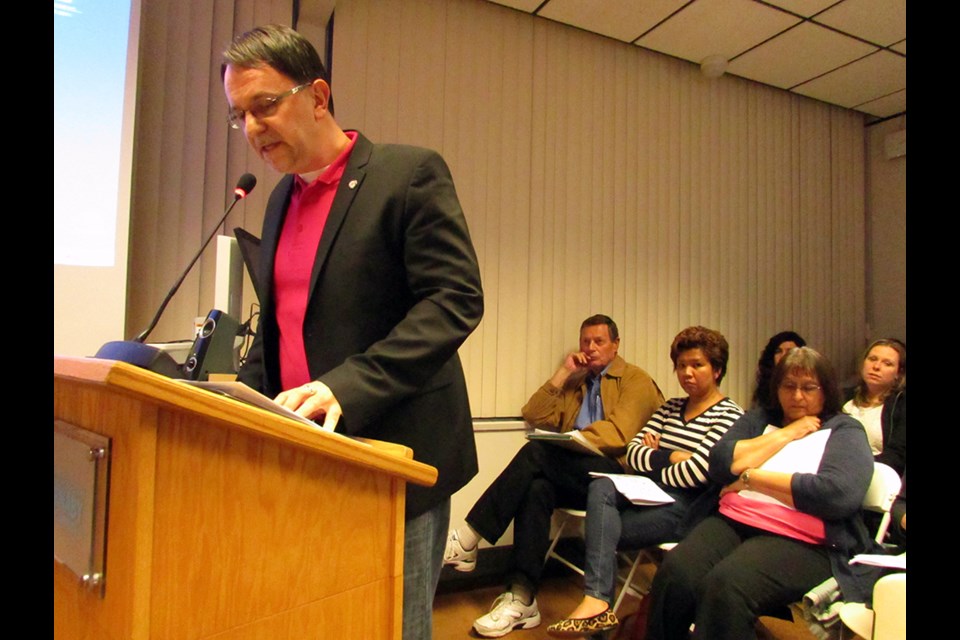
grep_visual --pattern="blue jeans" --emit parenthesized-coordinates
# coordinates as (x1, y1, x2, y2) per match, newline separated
(402, 498, 450, 640)
(583, 477, 697, 604)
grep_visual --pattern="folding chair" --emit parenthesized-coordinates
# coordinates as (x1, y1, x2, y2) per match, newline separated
(613, 542, 676, 613)
(544, 506, 675, 615)
(838, 573, 906, 640)
(796, 462, 903, 638)
(861, 462, 902, 544)
(544, 508, 587, 576)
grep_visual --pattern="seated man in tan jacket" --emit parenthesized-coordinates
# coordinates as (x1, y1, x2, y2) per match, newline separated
(444, 314, 663, 638)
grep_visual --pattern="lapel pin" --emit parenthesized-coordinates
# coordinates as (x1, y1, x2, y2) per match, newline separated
(348, 179, 358, 189)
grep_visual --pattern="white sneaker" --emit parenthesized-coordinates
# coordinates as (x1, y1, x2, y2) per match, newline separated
(473, 592, 541, 638)
(443, 529, 478, 572)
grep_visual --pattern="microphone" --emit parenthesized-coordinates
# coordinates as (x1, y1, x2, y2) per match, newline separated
(234, 173, 257, 199)
(94, 174, 257, 378)
(133, 173, 257, 343)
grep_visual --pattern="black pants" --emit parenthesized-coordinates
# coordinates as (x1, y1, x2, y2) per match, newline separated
(465, 440, 622, 595)
(645, 515, 832, 640)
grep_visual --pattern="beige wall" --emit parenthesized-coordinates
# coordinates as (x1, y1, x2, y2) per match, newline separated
(331, 0, 867, 413)
(864, 115, 907, 347)
(123, 0, 906, 417)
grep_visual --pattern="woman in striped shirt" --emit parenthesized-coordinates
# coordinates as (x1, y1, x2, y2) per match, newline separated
(547, 326, 744, 637)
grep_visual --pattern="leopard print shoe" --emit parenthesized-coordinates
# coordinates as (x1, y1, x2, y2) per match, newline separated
(546, 608, 619, 638)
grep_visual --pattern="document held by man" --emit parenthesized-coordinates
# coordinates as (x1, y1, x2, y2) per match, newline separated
(526, 428, 604, 456)
(180, 380, 323, 430)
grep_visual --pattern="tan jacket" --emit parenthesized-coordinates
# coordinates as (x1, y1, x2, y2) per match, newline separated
(521, 355, 664, 469)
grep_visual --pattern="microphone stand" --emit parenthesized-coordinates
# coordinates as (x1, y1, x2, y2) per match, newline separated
(94, 175, 256, 377)
(134, 181, 254, 343)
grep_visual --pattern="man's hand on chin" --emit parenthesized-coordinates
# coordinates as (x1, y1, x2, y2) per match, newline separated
(563, 351, 591, 372)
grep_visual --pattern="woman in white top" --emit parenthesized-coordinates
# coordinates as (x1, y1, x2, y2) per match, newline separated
(842, 338, 906, 475)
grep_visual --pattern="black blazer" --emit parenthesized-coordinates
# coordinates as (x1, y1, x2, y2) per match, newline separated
(240, 132, 484, 518)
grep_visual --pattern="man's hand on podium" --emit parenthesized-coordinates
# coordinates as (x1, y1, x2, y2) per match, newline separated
(275, 381, 342, 432)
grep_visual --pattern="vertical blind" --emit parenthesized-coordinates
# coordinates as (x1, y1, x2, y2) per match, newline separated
(332, 0, 866, 415)
(127, 0, 291, 346)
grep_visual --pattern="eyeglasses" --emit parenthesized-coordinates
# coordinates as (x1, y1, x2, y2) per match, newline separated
(779, 382, 822, 396)
(227, 82, 313, 130)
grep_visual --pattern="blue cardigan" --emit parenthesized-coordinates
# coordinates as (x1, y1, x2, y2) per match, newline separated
(708, 408, 886, 603)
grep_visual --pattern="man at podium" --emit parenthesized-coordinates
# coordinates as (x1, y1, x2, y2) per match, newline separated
(222, 24, 484, 640)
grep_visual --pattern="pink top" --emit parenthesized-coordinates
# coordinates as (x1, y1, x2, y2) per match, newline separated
(275, 131, 358, 390)
(719, 492, 826, 544)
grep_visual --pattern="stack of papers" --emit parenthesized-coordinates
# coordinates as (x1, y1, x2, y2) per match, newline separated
(588, 472, 675, 506)
(180, 379, 320, 429)
(849, 553, 906, 570)
(526, 429, 604, 456)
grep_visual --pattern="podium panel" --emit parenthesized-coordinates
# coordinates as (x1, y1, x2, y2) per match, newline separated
(54, 357, 436, 640)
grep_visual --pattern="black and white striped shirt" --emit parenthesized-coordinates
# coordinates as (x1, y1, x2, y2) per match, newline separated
(626, 397, 744, 489)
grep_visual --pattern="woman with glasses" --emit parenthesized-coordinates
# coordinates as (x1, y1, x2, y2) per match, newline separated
(644, 347, 883, 640)
(843, 339, 906, 475)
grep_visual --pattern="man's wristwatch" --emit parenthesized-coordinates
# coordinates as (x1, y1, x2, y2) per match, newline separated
(741, 468, 752, 489)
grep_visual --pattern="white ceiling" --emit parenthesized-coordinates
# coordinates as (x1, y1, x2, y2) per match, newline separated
(485, 0, 906, 121)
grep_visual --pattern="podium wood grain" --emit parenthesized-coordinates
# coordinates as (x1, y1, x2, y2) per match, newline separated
(54, 356, 436, 640)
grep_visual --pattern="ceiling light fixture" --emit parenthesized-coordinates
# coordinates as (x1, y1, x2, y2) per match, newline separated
(700, 54, 728, 79)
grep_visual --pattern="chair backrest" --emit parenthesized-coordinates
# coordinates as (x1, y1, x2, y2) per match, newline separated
(861, 462, 901, 544)
(871, 573, 906, 640)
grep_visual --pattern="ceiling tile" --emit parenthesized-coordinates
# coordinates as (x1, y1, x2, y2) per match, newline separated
(636, 0, 801, 64)
(762, 0, 837, 17)
(485, 0, 544, 11)
(537, 0, 688, 43)
(854, 89, 906, 119)
(792, 49, 906, 108)
(479, 0, 907, 116)
(814, 0, 906, 46)
(727, 22, 876, 89)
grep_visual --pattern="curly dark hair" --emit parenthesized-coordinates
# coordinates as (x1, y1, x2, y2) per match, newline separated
(751, 331, 806, 408)
(669, 326, 730, 385)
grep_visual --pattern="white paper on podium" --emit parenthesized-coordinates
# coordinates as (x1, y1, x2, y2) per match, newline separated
(589, 472, 676, 506)
(180, 379, 320, 429)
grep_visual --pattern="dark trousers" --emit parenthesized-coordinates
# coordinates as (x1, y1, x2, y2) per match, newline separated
(465, 440, 622, 595)
(645, 515, 832, 640)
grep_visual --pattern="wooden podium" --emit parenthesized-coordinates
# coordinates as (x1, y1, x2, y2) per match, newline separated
(54, 356, 437, 640)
